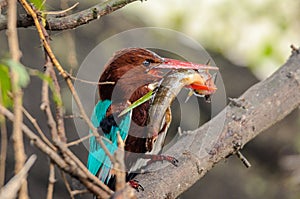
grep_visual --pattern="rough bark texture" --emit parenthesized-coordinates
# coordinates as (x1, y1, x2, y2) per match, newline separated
(135, 50, 300, 198)
(0, 0, 139, 31)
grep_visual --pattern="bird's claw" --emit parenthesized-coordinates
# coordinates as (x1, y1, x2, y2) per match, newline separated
(144, 154, 179, 167)
(128, 180, 144, 192)
(165, 155, 179, 167)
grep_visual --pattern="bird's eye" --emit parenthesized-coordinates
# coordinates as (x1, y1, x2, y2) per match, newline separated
(143, 59, 151, 67)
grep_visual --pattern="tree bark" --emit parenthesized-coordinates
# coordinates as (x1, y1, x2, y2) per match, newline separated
(0, 0, 139, 31)
(135, 49, 300, 198)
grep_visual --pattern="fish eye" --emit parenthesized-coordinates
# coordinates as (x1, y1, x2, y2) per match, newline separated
(143, 59, 151, 67)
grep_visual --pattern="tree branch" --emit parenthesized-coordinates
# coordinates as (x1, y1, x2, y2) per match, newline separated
(19, 0, 116, 164)
(0, 155, 36, 199)
(0, 114, 7, 187)
(7, 0, 27, 198)
(135, 49, 300, 198)
(0, 0, 140, 31)
(0, 104, 114, 199)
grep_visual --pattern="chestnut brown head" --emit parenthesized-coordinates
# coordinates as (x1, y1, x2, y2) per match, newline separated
(98, 48, 164, 102)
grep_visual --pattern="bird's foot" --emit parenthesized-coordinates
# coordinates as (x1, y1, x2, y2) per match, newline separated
(144, 154, 179, 167)
(128, 179, 144, 192)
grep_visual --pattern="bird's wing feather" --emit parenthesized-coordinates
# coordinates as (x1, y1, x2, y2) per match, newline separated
(87, 100, 131, 183)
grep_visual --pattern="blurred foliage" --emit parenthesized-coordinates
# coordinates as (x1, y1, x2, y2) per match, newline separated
(0, 63, 12, 107)
(125, 0, 300, 79)
(0, 59, 30, 107)
(4, 59, 30, 88)
(29, 0, 45, 11)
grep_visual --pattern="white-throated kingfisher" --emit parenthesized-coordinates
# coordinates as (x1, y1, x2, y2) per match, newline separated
(87, 48, 217, 190)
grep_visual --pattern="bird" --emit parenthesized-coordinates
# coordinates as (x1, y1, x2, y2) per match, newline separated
(87, 48, 217, 190)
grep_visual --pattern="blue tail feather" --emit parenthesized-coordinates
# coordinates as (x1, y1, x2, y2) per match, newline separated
(87, 100, 131, 183)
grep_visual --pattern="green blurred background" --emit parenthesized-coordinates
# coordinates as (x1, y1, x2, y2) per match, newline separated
(1, 0, 300, 198)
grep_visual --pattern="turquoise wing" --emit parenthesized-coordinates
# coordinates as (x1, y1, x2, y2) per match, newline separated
(87, 100, 131, 183)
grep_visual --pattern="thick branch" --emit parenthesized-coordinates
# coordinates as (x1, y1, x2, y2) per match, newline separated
(0, 0, 139, 31)
(135, 50, 300, 198)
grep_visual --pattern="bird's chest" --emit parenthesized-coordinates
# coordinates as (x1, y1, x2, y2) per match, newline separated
(125, 99, 151, 154)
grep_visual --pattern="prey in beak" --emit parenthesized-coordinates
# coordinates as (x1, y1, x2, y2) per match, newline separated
(149, 57, 218, 99)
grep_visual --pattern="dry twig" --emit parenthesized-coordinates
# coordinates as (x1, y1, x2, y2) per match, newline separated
(7, 0, 27, 197)
(19, 0, 115, 164)
(46, 162, 56, 199)
(0, 114, 7, 187)
(110, 133, 136, 199)
(0, 0, 139, 30)
(0, 104, 114, 198)
(22, 107, 56, 150)
(43, 2, 79, 15)
(40, 65, 58, 140)
(0, 155, 36, 199)
(40, 63, 60, 199)
(114, 133, 126, 191)
(67, 134, 93, 147)
(60, 171, 75, 199)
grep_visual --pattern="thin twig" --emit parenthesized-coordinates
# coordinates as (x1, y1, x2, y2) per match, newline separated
(0, 0, 139, 30)
(47, 54, 67, 142)
(53, 2, 76, 193)
(46, 162, 56, 199)
(41, 61, 59, 199)
(67, 72, 115, 85)
(19, 0, 115, 162)
(7, 0, 27, 198)
(71, 189, 89, 196)
(0, 155, 36, 199)
(22, 107, 56, 150)
(54, 140, 112, 190)
(43, 2, 79, 15)
(42, 24, 67, 143)
(60, 171, 75, 199)
(0, 114, 7, 187)
(110, 133, 136, 199)
(40, 65, 58, 140)
(0, 104, 113, 198)
(41, 65, 58, 199)
(7, 0, 20, 60)
(114, 132, 126, 191)
(45, 0, 139, 30)
(43, 58, 68, 198)
(236, 151, 251, 168)
(67, 134, 92, 147)
(64, 114, 82, 119)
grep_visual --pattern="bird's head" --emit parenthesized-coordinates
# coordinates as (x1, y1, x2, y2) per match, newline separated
(98, 48, 217, 103)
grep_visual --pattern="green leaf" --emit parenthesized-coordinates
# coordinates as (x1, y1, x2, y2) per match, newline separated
(0, 64, 12, 107)
(4, 59, 30, 88)
(118, 90, 153, 117)
(29, 0, 45, 11)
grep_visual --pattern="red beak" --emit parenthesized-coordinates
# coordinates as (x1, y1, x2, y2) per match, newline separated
(156, 58, 219, 71)
(152, 58, 218, 94)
